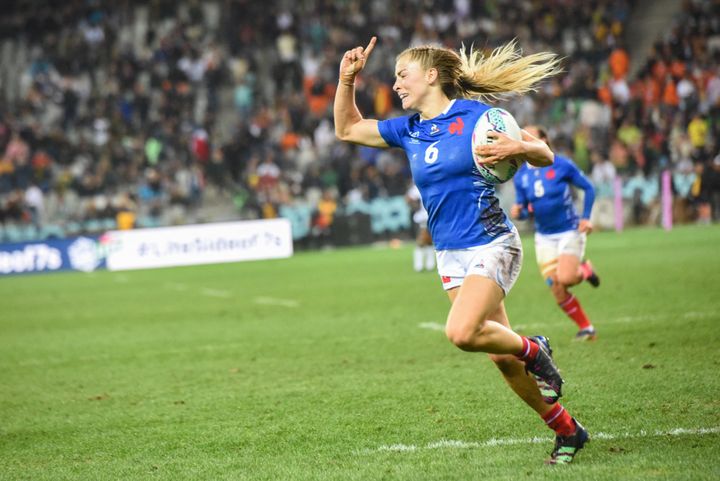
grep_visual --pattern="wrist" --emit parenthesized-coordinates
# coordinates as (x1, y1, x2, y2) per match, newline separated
(338, 77, 356, 87)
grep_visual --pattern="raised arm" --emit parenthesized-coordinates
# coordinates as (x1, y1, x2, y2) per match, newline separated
(334, 36, 389, 148)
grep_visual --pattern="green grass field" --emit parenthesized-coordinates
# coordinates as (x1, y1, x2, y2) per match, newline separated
(2, 225, 720, 480)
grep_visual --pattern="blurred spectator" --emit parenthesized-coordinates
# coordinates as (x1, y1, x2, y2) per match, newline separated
(672, 159, 697, 223)
(590, 150, 616, 197)
(115, 192, 137, 230)
(138, 168, 165, 219)
(1, 0, 719, 244)
(609, 44, 630, 80)
(312, 188, 337, 246)
(687, 114, 709, 157)
(256, 153, 281, 193)
(703, 154, 720, 221)
(24, 184, 44, 226)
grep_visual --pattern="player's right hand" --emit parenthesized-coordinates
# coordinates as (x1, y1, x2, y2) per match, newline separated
(510, 204, 523, 219)
(339, 36, 377, 86)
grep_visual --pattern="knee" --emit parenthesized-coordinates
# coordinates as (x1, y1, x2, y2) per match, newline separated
(489, 353, 520, 375)
(445, 325, 480, 352)
(555, 271, 576, 286)
(548, 275, 566, 298)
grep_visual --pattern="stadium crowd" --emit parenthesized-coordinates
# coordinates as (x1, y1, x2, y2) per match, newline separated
(0, 0, 719, 244)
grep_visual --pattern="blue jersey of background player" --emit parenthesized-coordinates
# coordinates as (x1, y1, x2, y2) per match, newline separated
(513, 153, 595, 235)
(511, 126, 601, 342)
(379, 98, 513, 249)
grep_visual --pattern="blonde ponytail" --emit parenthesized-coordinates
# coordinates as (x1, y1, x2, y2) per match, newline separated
(398, 40, 563, 102)
(457, 41, 563, 101)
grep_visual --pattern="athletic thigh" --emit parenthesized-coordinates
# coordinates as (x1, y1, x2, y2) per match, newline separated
(556, 253, 581, 280)
(448, 286, 508, 322)
(535, 231, 586, 279)
(556, 232, 586, 281)
(445, 274, 505, 333)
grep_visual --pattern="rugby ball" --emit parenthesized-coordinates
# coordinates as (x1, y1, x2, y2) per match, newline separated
(471, 107, 523, 184)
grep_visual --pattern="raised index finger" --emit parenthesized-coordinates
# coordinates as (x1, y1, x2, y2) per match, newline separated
(364, 36, 377, 58)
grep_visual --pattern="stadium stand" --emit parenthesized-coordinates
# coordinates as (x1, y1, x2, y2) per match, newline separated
(0, 0, 718, 245)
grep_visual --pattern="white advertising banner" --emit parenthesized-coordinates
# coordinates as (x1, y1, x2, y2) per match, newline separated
(105, 219, 293, 271)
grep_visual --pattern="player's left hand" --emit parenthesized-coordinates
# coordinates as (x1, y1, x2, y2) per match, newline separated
(578, 219, 593, 234)
(474, 131, 523, 165)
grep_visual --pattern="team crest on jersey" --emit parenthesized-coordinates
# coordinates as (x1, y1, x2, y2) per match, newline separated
(430, 124, 440, 135)
(449, 117, 464, 135)
(545, 169, 556, 180)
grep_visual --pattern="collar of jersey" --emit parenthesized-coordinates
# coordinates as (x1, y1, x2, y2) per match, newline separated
(418, 99, 456, 122)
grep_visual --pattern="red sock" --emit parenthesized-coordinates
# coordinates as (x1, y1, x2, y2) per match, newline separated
(559, 295, 592, 330)
(515, 336, 539, 361)
(542, 404, 576, 437)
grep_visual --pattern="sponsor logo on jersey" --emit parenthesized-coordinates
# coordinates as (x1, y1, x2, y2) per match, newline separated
(430, 124, 440, 135)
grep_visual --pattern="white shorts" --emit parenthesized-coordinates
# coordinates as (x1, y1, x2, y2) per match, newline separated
(534, 230, 587, 278)
(436, 228, 523, 295)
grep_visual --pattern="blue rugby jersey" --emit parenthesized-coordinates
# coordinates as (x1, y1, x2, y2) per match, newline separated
(513, 154, 596, 235)
(377, 99, 514, 250)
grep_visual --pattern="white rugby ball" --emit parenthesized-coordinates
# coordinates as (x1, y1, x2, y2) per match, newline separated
(471, 107, 524, 184)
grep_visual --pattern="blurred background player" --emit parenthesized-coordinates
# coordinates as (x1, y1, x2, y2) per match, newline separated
(511, 126, 600, 341)
(406, 183, 434, 272)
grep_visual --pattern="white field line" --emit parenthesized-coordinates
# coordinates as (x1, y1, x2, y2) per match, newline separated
(165, 282, 189, 292)
(163, 283, 231, 298)
(367, 426, 720, 454)
(200, 288, 232, 298)
(418, 322, 446, 331)
(509, 311, 718, 332)
(165, 283, 295, 304)
(254, 296, 300, 308)
(612, 311, 716, 324)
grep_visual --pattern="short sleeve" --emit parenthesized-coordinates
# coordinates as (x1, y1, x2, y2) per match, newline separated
(378, 116, 410, 148)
